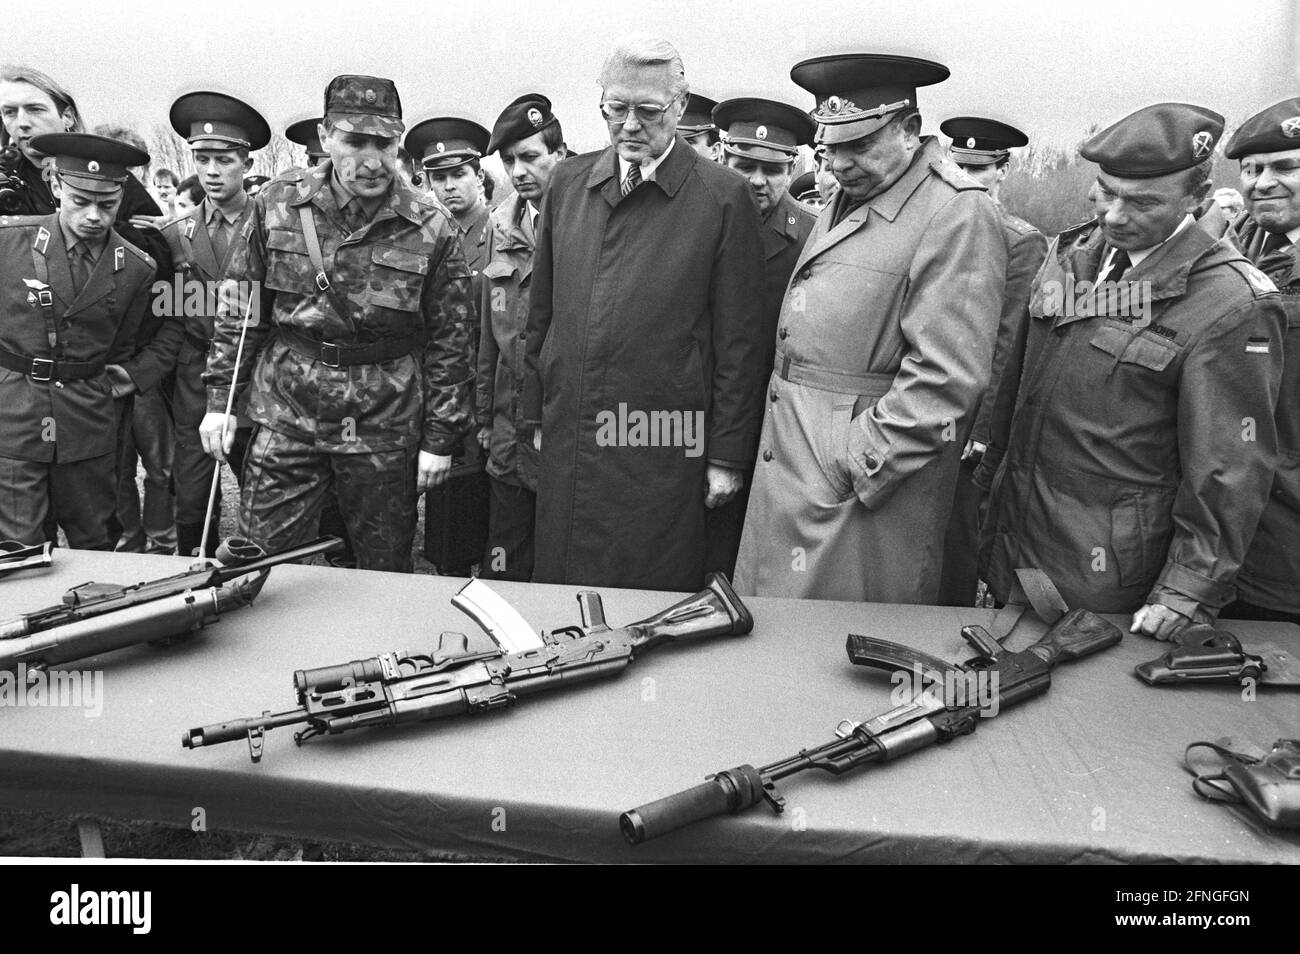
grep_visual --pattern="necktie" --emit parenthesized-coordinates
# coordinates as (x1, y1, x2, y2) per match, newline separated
(69, 243, 94, 296)
(211, 213, 230, 263)
(1260, 230, 1290, 257)
(622, 163, 642, 197)
(1104, 249, 1131, 282)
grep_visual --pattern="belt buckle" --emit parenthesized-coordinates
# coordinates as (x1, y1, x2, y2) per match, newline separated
(320, 342, 342, 368)
(314, 272, 331, 292)
(29, 357, 55, 382)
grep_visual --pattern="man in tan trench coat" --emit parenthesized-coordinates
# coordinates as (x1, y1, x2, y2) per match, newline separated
(733, 54, 1007, 603)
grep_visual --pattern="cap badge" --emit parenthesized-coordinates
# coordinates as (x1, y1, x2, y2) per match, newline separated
(203, 122, 214, 134)
(1191, 130, 1214, 159)
(436, 142, 445, 152)
(527, 107, 544, 128)
(364, 89, 377, 104)
(1282, 117, 1300, 138)
(87, 160, 100, 173)
(966, 137, 975, 148)
(756, 125, 768, 140)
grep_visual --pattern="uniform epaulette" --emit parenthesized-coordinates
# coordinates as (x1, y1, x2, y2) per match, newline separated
(118, 235, 156, 269)
(930, 157, 986, 192)
(1223, 257, 1281, 299)
(999, 210, 1041, 237)
(0, 214, 46, 230)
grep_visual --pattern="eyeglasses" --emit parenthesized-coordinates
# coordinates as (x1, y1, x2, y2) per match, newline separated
(599, 99, 676, 125)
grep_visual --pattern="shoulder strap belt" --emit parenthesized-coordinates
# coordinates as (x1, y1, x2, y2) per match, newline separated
(298, 205, 359, 334)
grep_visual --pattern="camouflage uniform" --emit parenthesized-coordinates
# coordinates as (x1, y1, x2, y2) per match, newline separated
(205, 159, 474, 571)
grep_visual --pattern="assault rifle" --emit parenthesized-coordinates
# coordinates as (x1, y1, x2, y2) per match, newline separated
(620, 607, 1123, 845)
(0, 541, 53, 579)
(0, 537, 342, 671)
(183, 573, 753, 762)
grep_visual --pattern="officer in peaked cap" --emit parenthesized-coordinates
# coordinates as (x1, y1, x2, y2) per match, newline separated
(679, 92, 720, 160)
(791, 53, 948, 146)
(940, 116, 1028, 199)
(1215, 97, 1300, 626)
(404, 116, 493, 575)
(933, 114, 1048, 607)
(286, 118, 328, 164)
(0, 133, 161, 548)
(475, 93, 568, 583)
(198, 74, 474, 573)
(162, 90, 270, 557)
(979, 103, 1286, 639)
(408, 119, 492, 315)
(733, 53, 1008, 605)
(705, 96, 817, 577)
(789, 171, 819, 206)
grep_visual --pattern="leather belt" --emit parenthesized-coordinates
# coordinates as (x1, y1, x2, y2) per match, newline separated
(0, 347, 104, 383)
(277, 326, 423, 368)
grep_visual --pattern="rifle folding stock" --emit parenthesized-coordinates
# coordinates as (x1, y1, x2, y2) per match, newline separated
(183, 572, 754, 762)
(0, 541, 53, 579)
(0, 536, 342, 671)
(621, 608, 1122, 845)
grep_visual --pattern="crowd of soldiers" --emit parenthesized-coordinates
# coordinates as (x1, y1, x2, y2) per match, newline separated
(0, 33, 1295, 643)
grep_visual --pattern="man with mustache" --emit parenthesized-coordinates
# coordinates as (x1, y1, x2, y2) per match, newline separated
(0, 133, 158, 548)
(198, 75, 473, 571)
(523, 33, 767, 591)
(1217, 97, 1300, 627)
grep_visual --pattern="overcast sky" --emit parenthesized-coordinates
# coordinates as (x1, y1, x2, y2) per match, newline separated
(11, 0, 1299, 154)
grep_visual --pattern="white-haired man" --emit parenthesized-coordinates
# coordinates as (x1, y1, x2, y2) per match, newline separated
(522, 33, 767, 591)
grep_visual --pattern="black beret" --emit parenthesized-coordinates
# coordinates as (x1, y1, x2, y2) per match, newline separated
(1081, 102, 1224, 178)
(487, 93, 558, 155)
(1224, 97, 1300, 160)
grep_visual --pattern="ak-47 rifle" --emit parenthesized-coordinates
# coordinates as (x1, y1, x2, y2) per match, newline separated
(183, 572, 753, 762)
(0, 541, 53, 579)
(620, 607, 1123, 845)
(0, 536, 342, 672)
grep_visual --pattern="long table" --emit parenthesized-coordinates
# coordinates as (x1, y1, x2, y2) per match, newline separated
(1, 550, 1297, 863)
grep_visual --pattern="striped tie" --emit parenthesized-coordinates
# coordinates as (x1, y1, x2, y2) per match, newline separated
(622, 163, 642, 196)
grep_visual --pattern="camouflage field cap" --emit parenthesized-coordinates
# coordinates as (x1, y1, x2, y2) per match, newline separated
(324, 75, 404, 138)
(30, 133, 149, 193)
(941, 116, 1028, 167)
(286, 117, 328, 161)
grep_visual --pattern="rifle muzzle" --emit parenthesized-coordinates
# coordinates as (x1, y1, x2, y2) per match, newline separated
(620, 764, 766, 845)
